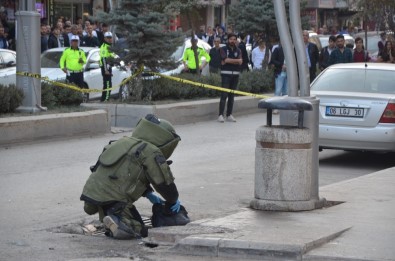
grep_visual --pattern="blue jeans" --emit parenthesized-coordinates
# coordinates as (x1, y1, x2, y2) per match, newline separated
(274, 72, 287, 96)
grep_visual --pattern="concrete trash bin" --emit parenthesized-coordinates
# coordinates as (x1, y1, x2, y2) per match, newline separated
(252, 126, 312, 209)
(251, 97, 323, 211)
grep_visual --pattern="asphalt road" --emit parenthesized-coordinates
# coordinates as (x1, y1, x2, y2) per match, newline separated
(0, 112, 393, 260)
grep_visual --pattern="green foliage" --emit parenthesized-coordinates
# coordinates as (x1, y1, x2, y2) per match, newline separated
(0, 84, 24, 113)
(352, 0, 395, 30)
(96, 0, 185, 70)
(239, 69, 274, 94)
(228, 0, 309, 38)
(131, 70, 274, 102)
(41, 81, 83, 108)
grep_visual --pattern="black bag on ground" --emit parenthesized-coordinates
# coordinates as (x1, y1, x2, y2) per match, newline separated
(151, 203, 190, 227)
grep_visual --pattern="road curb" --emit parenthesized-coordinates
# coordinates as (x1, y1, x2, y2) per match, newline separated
(0, 109, 110, 146)
(81, 96, 262, 128)
(0, 96, 263, 146)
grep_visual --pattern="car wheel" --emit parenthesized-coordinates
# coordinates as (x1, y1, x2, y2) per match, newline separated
(81, 83, 89, 103)
(118, 82, 130, 101)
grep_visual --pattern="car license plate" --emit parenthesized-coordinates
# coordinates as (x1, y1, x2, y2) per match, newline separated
(325, 106, 364, 118)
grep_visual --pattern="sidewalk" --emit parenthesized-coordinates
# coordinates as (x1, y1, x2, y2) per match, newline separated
(145, 167, 395, 261)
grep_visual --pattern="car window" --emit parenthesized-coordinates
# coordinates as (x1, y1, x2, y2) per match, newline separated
(41, 50, 90, 68)
(0, 51, 16, 68)
(88, 50, 100, 63)
(171, 44, 186, 61)
(311, 68, 395, 94)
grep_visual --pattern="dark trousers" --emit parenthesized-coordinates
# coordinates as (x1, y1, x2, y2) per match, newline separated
(101, 66, 112, 101)
(219, 74, 239, 117)
(309, 67, 316, 83)
(66, 72, 84, 88)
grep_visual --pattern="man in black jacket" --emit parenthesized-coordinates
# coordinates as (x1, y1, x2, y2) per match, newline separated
(319, 35, 336, 71)
(303, 30, 319, 83)
(238, 33, 250, 72)
(270, 43, 287, 97)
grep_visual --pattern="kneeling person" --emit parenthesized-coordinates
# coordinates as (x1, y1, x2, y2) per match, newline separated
(80, 114, 189, 239)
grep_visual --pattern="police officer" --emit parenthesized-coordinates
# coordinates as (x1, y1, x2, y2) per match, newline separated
(59, 35, 86, 88)
(217, 33, 242, 123)
(80, 114, 189, 239)
(100, 31, 116, 102)
(182, 37, 211, 74)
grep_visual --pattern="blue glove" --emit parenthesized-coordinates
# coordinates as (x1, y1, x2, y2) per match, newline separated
(146, 192, 163, 204)
(170, 200, 181, 213)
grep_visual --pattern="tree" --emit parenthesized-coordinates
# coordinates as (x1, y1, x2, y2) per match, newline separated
(96, 0, 184, 71)
(227, 0, 308, 40)
(351, 0, 395, 31)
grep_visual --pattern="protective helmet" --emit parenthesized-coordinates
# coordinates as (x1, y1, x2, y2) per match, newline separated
(132, 114, 181, 159)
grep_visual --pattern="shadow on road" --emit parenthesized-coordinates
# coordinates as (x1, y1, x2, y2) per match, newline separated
(319, 151, 395, 170)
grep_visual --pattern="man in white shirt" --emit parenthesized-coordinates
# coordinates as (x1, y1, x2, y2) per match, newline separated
(251, 39, 271, 70)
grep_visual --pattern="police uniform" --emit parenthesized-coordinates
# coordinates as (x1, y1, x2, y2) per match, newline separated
(219, 43, 242, 118)
(99, 32, 116, 101)
(80, 114, 188, 239)
(59, 35, 87, 88)
(182, 40, 211, 73)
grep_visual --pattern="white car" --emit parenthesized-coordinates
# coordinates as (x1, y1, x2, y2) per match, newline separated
(139, 38, 212, 80)
(168, 38, 212, 75)
(311, 63, 395, 152)
(0, 49, 17, 86)
(0, 47, 131, 101)
(41, 47, 130, 100)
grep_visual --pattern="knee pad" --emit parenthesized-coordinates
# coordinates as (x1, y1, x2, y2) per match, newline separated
(84, 202, 98, 215)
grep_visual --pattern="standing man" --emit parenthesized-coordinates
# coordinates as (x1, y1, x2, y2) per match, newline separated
(209, 37, 222, 73)
(270, 42, 287, 98)
(59, 35, 86, 88)
(378, 32, 386, 53)
(328, 34, 353, 66)
(81, 24, 100, 47)
(182, 38, 210, 74)
(0, 25, 9, 49)
(251, 38, 271, 70)
(302, 30, 319, 83)
(353, 37, 370, 62)
(238, 33, 250, 72)
(218, 33, 242, 123)
(319, 35, 336, 71)
(40, 24, 48, 53)
(100, 32, 116, 102)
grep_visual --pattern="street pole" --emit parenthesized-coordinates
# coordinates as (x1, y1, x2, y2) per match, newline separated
(272, 0, 324, 207)
(272, 0, 298, 97)
(16, 0, 43, 112)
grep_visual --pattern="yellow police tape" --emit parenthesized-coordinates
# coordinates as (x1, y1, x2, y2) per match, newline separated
(146, 72, 270, 99)
(16, 68, 270, 99)
(16, 67, 144, 94)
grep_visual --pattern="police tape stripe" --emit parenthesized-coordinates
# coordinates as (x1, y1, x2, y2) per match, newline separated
(17, 68, 270, 99)
(146, 72, 270, 99)
(16, 67, 144, 94)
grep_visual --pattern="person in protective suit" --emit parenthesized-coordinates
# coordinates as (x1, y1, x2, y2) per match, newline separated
(80, 114, 189, 239)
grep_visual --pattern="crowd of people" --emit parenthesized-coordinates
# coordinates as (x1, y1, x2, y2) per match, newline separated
(181, 24, 395, 119)
(40, 17, 111, 53)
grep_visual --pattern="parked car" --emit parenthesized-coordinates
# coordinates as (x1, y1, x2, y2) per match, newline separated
(311, 63, 395, 152)
(168, 38, 212, 76)
(41, 47, 130, 100)
(0, 47, 131, 101)
(0, 49, 17, 86)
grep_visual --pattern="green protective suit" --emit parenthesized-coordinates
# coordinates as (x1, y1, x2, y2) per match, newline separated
(80, 115, 181, 238)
